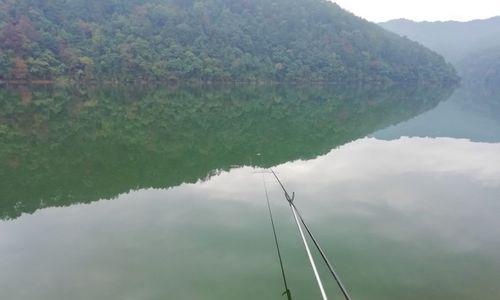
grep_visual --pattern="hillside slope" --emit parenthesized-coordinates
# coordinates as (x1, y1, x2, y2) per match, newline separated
(0, 0, 457, 83)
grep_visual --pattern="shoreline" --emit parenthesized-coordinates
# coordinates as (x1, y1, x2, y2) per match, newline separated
(0, 77, 459, 87)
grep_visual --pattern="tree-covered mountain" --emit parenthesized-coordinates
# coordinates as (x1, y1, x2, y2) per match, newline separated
(380, 17, 500, 64)
(0, 0, 457, 83)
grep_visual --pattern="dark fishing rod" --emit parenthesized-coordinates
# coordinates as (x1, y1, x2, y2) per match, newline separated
(270, 169, 352, 300)
(263, 176, 292, 300)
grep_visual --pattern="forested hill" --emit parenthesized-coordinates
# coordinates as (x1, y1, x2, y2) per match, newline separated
(0, 0, 457, 83)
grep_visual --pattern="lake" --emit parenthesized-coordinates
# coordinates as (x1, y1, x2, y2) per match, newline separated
(1, 83, 499, 300)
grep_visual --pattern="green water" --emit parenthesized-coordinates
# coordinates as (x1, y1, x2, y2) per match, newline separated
(1, 83, 499, 300)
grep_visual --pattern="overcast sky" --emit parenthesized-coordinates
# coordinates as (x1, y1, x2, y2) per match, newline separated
(333, 0, 500, 22)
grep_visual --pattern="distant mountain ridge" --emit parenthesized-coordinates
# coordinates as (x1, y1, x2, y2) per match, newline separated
(380, 17, 500, 64)
(380, 17, 500, 89)
(458, 46, 500, 92)
(0, 0, 457, 83)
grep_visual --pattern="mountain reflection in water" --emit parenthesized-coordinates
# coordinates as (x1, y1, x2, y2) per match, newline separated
(0, 83, 455, 219)
(2, 82, 500, 300)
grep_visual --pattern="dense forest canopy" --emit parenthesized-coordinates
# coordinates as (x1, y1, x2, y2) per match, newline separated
(0, 83, 456, 219)
(0, 0, 457, 83)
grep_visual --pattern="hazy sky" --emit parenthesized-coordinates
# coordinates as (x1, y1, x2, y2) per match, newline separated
(334, 0, 500, 22)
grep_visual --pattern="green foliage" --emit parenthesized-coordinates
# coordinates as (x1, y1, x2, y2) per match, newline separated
(0, 0, 458, 83)
(0, 82, 456, 219)
(0, 49, 13, 74)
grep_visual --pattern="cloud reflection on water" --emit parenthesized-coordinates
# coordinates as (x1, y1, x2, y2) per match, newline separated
(1, 136, 499, 300)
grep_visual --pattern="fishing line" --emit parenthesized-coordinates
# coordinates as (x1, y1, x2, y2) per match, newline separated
(263, 175, 292, 300)
(270, 169, 352, 300)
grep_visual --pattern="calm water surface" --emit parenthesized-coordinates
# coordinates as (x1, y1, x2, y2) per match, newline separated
(1, 83, 499, 300)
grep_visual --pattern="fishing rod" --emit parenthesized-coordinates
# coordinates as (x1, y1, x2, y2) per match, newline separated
(270, 169, 352, 300)
(269, 170, 329, 300)
(263, 176, 293, 300)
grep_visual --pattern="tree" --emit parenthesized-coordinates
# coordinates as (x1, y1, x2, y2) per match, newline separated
(11, 57, 28, 79)
(0, 50, 13, 78)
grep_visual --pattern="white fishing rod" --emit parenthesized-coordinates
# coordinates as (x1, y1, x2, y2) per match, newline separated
(270, 169, 352, 300)
(269, 170, 329, 300)
(291, 200, 329, 300)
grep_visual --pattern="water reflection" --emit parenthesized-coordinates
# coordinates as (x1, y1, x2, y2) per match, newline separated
(1, 82, 499, 300)
(1, 136, 499, 300)
(376, 86, 500, 142)
(274, 137, 500, 299)
(0, 83, 454, 219)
